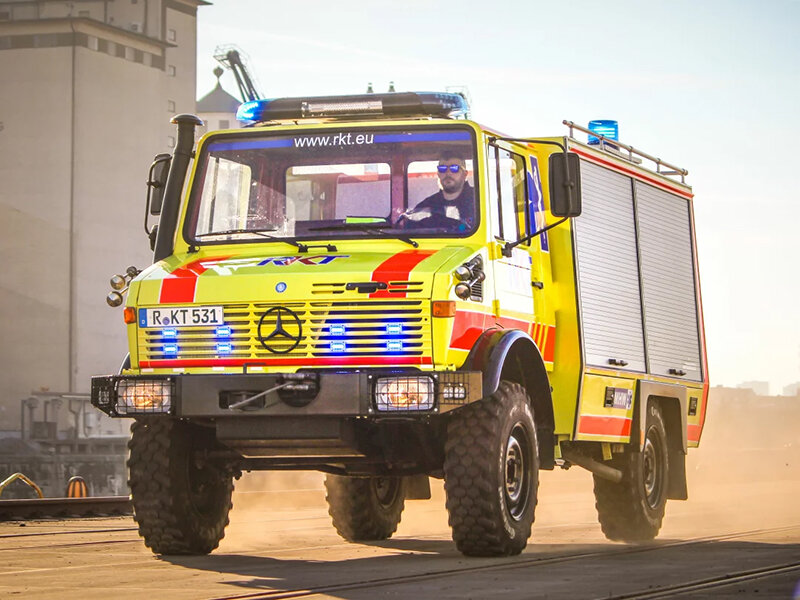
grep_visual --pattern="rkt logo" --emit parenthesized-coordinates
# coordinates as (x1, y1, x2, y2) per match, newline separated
(197, 255, 349, 276)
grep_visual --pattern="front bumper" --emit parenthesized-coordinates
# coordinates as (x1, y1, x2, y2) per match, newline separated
(91, 370, 482, 419)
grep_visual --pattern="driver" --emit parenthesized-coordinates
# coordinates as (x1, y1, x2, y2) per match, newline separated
(405, 152, 475, 229)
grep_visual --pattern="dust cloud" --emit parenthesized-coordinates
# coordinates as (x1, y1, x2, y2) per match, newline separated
(222, 386, 800, 548)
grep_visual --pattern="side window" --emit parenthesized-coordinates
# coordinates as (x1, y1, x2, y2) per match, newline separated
(487, 145, 527, 241)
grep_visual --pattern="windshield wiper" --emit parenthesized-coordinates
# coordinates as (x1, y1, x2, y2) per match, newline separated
(194, 228, 310, 252)
(308, 223, 418, 248)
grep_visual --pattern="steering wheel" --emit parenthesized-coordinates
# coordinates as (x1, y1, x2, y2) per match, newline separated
(399, 213, 463, 231)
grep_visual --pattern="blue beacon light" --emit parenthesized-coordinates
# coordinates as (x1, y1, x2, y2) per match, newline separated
(162, 344, 179, 356)
(162, 328, 178, 338)
(587, 120, 619, 145)
(216, 342, 233, 355)
(330, 340, 347, 353)
(215, 326, 232, 338)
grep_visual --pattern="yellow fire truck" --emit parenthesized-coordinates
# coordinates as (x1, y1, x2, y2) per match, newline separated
(92, 92, 708, 557)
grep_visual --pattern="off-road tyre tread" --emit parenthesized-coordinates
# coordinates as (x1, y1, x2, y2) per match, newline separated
(593, 404, 668, 542)
(325, 475, 406, 541)
(127, 418, 233, 555)
(444, 381, 539, 557)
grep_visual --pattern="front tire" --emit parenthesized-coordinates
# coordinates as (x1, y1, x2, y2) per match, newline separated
(444, 381, 539, 556)
(594, 402, 669, 542)
(325, 475, 406, 541)
(127, 418, 234, 555)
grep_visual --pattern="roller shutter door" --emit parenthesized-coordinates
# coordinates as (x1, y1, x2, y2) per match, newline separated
(573, 161, 646, 372)
(635, 182, 703, 381)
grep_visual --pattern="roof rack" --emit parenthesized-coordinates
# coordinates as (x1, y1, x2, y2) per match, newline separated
(563, 120, 688, 183)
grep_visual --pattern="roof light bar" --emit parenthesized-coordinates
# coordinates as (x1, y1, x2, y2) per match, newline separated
(237, 92, 469, 124)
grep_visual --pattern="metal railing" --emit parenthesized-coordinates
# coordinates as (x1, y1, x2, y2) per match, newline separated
(563, 120, 688, 183)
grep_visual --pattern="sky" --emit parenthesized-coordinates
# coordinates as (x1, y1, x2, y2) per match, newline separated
(196, 0, 800, 394)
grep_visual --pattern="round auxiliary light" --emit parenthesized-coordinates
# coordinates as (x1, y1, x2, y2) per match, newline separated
(454, 283, 471, 300)
(106, 291, 124, 307)
(110, 275, 127, 290)
(454, 265, 473, 281)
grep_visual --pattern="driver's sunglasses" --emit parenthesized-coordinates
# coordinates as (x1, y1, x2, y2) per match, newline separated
(437, 164, 462, 174)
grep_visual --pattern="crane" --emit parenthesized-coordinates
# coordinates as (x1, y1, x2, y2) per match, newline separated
(213, 45, 263, 102)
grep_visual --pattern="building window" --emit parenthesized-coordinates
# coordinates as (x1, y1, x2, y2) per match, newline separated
(219, 119, 230, 129)
(168, 65, 176, 77)
(168, 100, 176, 112)
(167, 28, 176, 42)
(124, 46, 135, 61)
(78, 10, 90, 17)
(87, 35, 98, 51)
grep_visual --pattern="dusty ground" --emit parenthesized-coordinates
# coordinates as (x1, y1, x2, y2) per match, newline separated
(1, 387, 798, 599)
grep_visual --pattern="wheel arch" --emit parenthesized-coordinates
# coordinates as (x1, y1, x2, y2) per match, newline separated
(636, 382, 689, 501)
(464, 329, 555, 469)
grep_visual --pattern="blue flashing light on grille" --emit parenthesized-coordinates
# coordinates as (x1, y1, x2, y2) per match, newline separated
(330, 340, 347, 353)
(162, 328, 178, 338)
(588, 120, 619, 145)
(385, 323, 403, 335)
(216, 342, 233, 355)
(386, 340, 404, 352)
(162, 344, 179, 356)
(215, 326, 232, 338)
(329, 324, 347, 336)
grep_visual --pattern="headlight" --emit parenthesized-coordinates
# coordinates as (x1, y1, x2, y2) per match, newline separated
(374, 376, 435, 411)
(116, 380, 172, 415)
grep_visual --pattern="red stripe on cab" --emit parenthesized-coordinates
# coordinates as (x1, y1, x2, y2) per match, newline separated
(369, 249, 436, 298)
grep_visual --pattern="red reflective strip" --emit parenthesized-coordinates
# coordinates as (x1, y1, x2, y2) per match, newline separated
(687, 423, 702, 443)
(369, 249, 436, 298)
(450, 310, 487, 350)
(158, 256, 230, 304)
(571, 147, 693, 200)
(139, 356, 433, 368)
(543, 325, 556, 362)
(578, 415, 632, 437)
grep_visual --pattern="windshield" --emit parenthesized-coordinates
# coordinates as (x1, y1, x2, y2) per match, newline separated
(185, 127, 478, 244)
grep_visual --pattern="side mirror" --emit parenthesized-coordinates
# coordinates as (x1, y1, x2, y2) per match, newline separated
(147, 153, 172, 216)
(549, 152, 582, 217)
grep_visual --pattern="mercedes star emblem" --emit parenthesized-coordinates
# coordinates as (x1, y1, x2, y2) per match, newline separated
(257, 306, 303, 354)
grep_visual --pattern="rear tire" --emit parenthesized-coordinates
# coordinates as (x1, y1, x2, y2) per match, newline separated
(127, 418, 234, 555)
(444, 381, 539, 556)
(325, 475, 406, 541)
(594, 402, 669, 542)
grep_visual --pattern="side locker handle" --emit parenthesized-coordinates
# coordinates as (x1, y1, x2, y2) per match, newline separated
(608, 358, 629, 367)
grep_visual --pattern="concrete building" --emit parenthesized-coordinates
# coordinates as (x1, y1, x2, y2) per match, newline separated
(736, 380, 771, 396)
(0, 0, 208, 434)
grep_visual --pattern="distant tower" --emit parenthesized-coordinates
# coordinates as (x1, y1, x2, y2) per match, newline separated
(388, 81, 396, 92)
(366, 82, 374, 94)
(197, 67, 242, 134)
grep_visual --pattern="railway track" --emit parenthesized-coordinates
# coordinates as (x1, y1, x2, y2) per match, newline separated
(198, 524, 800, 600)
(0, 496, 131, 521)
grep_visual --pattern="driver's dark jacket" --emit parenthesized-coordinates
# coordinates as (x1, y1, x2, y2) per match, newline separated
(415, 183, 475, 228)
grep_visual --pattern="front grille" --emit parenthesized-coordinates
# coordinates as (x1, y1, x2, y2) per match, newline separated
(138, 300, 430, 362)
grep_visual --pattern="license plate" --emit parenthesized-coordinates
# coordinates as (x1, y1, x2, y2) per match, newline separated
(138, 306, 224, 328)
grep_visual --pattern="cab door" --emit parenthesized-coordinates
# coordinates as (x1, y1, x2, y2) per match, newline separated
(487, 145, 534, 325)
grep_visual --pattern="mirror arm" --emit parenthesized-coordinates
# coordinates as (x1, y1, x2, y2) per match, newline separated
(503, 217, 568, 257)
